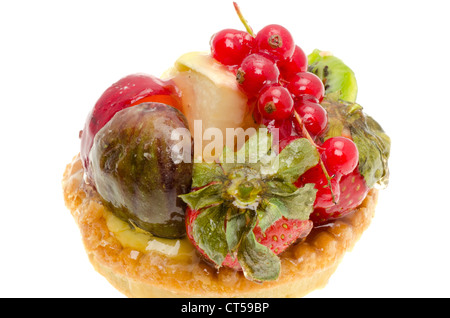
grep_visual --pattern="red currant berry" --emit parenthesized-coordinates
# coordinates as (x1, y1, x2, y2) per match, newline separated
(236, 53, 280, 96)
(210, 29, 254, 66)
(295, 94, 320, 103)
(252, 105, 296, 141)
(254, 24, 295, 61)
(321, 137, 359, 176)
(257, 84, 294, 120)
(286, 72, 325, 102)
(294, 100, 328, 136)
(295, 164, 341, 209)
(278, 45, 308, 79)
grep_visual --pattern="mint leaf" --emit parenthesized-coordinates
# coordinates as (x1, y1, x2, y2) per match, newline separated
(277, 183, 317, 220)
(272, 138, 319, 183)
(191, 161, 225, 188)
(192, 204, 228, 266)
(237, 231, 281, 282)
(179, 183, 223, 210)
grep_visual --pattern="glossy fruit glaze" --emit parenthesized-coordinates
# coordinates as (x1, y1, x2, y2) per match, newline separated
(80, 74, 181, 181)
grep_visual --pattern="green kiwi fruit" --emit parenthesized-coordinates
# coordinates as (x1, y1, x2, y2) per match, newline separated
(308, 49, 358, 102)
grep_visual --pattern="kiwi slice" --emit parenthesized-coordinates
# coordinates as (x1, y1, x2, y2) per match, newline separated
(308, 49, 358, 102)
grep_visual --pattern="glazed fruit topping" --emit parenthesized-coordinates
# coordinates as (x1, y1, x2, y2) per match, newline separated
(201, 2, 391, 234)
(254, 24, 295, 62)
(310, 166, 369, 224)
(89, 103, 192, 238)
(80, 74, 181, 181)
(236, 53, 280, 96)
(295, 163, 341, 209)
(257, 84, 294, 120)
(79, 2, 392, 284)
(278, 45, 308, 79)
(322, 96, 391, 189)
(321, 136, 359, 176)
(209, 4, 327, 156)
(294, 98, 328, 137)
(210, 28, 254, 66)
(180, 131, 319, 282)
(286, 71, 325, 102)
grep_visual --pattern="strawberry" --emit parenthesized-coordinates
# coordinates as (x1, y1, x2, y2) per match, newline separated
(253, 217, 313, 255)
(310, 166, 369, 224)
(179, 130, 320, 282)
(186, 206, 312, 271)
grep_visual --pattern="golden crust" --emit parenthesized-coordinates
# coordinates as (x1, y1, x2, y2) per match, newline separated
(62, 154, 378, 298)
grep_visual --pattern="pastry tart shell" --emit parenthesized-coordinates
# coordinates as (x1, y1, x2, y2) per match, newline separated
(62, 154, 378, 298)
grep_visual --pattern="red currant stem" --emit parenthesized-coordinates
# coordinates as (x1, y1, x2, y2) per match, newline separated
(233, 2, 255, 37)
(293, 110, 320, 148)
(293, 110, 337, 204)
(318, 158, 337, 204)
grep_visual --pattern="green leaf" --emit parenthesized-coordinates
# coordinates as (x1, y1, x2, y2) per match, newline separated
(192, 204, 228, 266)
(191, 161, 225, 188)
(237, 128, 274, 167)
(226, 208, 257, 253)
(256, 198, 285, 233)
(237, 231, 281, 282)
(265, 178, 299, 197)
(272, 138, 319, 183)
(178, 183, 224, 210)
(217, 145, 237, 174)
(351, 115, 391, 188)
(278, 183, 317, 220)
(257, 184, 316, 232)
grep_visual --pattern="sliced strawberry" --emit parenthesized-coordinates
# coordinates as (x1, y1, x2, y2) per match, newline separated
(185, 206, 241, 270)
(310, 166, 369, 224)
(186, 206, 312, 270)
(179, 130, 319, 282)
(253, 217, 313, 255)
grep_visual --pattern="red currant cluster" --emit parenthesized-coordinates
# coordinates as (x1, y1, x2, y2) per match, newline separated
(210, 24, 327, 140)
(210, 9, 360, 210)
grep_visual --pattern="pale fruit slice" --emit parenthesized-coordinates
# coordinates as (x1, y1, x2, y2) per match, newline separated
(163, 52, 257, 162)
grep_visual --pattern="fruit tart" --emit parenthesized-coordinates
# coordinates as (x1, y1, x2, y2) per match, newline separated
(62, 3, 390, 298)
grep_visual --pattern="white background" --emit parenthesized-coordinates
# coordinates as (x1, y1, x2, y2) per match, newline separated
(1, 0, 449, 298)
